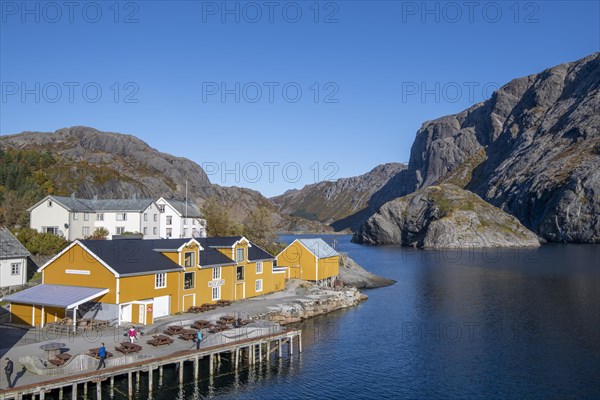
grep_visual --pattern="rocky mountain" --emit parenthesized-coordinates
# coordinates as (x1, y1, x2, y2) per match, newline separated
(0, 126, 331, 232)
(338, 253, 396, 288)
(352, 52, 600, 243)
(271, 163, 406, 226)
(353, 184, 541, 248)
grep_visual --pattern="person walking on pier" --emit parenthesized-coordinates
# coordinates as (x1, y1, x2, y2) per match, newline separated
(128, 326, 138, 343)
(4, 357, 13, 389)
(97, 343, 107, 370)
(196, 329, 203, 350)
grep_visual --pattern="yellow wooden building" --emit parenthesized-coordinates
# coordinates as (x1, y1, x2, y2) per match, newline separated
(3, 236, 286, 327)
(276, 238, 339, 286)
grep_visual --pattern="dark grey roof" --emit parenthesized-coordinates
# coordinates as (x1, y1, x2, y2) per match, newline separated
(248, 244, 274, 261)
(199, 236, 244, 248)
(33, 196, 154, 213)
(162, 199, 203, 218)
(200, 247, 235, 267)
(0, 227, 31, 258)
(80, 239, 188, 276)
(2, 284, 109, 308)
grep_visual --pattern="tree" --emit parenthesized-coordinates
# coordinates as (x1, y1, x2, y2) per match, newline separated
(86, 227, 109, 240)
(200, 197, 243, 237)
(243, 206, 276, 247)
(14, 227, 70, 256)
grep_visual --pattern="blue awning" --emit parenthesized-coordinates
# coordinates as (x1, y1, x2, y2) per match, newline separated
(2, 284, 109, 309)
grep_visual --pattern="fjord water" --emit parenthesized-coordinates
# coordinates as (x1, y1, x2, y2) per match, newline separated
(150, 235, 600, 399)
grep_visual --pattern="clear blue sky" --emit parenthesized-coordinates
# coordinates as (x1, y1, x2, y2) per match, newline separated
(1, 0, 598, 197)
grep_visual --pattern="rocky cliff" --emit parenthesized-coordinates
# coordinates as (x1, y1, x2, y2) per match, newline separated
(337, 253, 396, 288)
(271, 163, 406, 227)
(353, 53, 600, 243)
(353, 184, 541, 248)
(0, 126, 331, 232)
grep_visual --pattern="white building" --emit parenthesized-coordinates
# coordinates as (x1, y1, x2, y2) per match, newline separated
(156, 197, 206, 238)
(0, 227, 31, 288)
(28, 195, 161, 240)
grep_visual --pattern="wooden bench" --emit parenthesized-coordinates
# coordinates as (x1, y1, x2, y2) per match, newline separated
(48, 353, 71, 366)
(147, 335, 174, 346)
(88, 348, 114, 359)
(115, 343, 142, 354)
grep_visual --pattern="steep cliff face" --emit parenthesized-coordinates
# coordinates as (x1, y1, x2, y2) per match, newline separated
(357, 53, 600, 243)
(353, 184, 540, 248)
(0, 126, 331, 231)
(271, 163, 406, 226)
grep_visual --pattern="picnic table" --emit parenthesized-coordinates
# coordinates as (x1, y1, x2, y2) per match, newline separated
(88, 348, 114, 359)
(234, 319, 252, 327)
(115, 342, 142, 354)
(216, 300, 232, 307)
(209, 325, 230, 334)
(191, 320, 211, 329)
(164, 325, 184, 335)
(178, 329, 197, 341)
(148, 334, 174, 346)
(48, 353, 72, 367)
(219, 315, 236, 324)
(40, 342, 66, 360)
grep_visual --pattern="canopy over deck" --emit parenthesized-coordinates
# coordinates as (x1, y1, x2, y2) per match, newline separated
(2, 284, 108, 309)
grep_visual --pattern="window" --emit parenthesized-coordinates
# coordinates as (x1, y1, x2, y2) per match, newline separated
(10, 263, 20, 276)
(184, 272, 195, 289)
(144, 213, 148, 221)
(82, 226, 90, 236)
(48, 200, 53, 207)
(256, 261, 263, 274)
(143, 227, 148, 235)
(236, 265, 244, 281)
(236, 248, 244, 262)
(42, 226, 58, 235)
(116, 227, 125, 235)
(154, 214, 157, 222)
(83, 213, 89, 221)
(184, 228, 188, 237)
(166, 228, 172, 238)
(73, 212, 79, 220)
(193, 219, 197, 225)
(255, 279, 263, 292)
(184, 252, 195, 268)
(153, 227, 157, 235)
(212, 286, 221, 301)
(116, 213, 127, 221)
(97, 213, 104, 221)
(213, 267, 221, 280)
(158, 204, 165, 212)
(166, 216, 172, 225)
(155, 273, 167, 288)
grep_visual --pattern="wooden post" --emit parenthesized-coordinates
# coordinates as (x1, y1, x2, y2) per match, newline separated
(298, 332, 303, 353)
(259, 342, 263, 362)
(289, 337, 294, 356)
(39, 390, 45, 400)
(96, 380, 102, 400)
(59, 386, 63, 400)
(136, 370, 140, 386)
(110, 376, 115, 398)
(178, 361, 184, 384)
(266, 341, 271, 361)
(194, 356, 199, 380)
(83, 382, 88, 398)
(128, 371, 133, 398)
(159, 365, 164, 386)
(278, 339, 283, 358)
(72, 383, 77, 400)
(148, 365, 154, 398)
(209, 354, 214, 376)
(235, 348, 239, 370)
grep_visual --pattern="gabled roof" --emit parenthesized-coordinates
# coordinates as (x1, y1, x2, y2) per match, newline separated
(296, 238, 339, 259)
(0, 227, 31, 258)
(79, 239, 187, 276)
(200, 247, 236, 267)
(2, 284, 109, 309)
(28, 195, 154, 213)
(199, 236, 250, 248)
(247, 243, 275, 261)
(158, 198, 203, 218)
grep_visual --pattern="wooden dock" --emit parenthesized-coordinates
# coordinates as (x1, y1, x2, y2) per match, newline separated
(0, 328, 302, 400)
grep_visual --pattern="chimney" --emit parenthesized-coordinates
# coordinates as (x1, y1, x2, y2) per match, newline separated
(93, 195, 98, 200)
(71, 192, 76, 199)
(132, 193, 137, 200)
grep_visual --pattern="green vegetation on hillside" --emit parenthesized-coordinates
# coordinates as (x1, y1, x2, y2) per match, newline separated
(14, 227, 70, 256)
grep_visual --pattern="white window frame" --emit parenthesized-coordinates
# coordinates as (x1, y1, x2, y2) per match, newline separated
(97, 213, 104, 221)
(154, 214, 158, 222)
(236, 248, 244, 262)
(48, 200, 53, 207)
(166, 216, 172, 225)
(82, 226, 90, 236)
(212, 286, 221, 301)
(166, 228, 172, 238)
(153, 227, 157, 235)
(158, 204, 165, 213)
(73, 212, 79, 220)
(116, 227, 125, 235)
(212, 267, 221, 280)
(256, 261, 263, 274)
(42, 226, 58, 235)
(116, 213, 127, 221)
(155, 273, 167, 289)
(184, 271, 195, 290)
(10, 263, 20, 276)
(184, 252, 196, 268)
(83, 213, 89, 221)
(144, 213, 148, 221)
(255, 279, 263, 293)
(143, 227, 148, 235)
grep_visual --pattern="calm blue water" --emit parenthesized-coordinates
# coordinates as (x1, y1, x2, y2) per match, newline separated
(126, 236, 600, 399)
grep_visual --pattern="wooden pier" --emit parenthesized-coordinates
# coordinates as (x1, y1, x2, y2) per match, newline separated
(0, 328, 302, 400)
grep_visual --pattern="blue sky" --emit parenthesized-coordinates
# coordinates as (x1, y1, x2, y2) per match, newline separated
(1, 1, 598, 197)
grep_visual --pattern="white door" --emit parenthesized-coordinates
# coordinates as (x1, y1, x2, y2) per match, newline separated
(153, 295, 170, 318)
(138, 305, 146, 325)
(121, 304, 132, 323)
